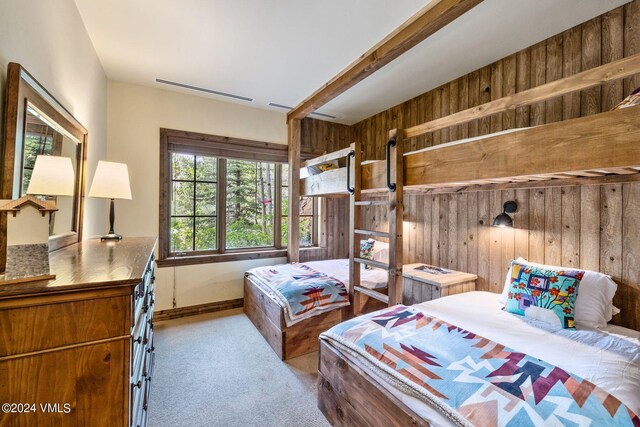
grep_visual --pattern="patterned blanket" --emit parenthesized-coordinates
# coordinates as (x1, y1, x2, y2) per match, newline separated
(322, 305, 640, 427)
(247, 263, 349, 326)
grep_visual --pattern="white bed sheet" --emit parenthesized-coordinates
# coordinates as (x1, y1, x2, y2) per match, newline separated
(328, 292, 640, 426)
(304, 258, 388, 290)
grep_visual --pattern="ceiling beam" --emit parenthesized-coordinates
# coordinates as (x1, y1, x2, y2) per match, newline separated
(287, 0, 484, 122)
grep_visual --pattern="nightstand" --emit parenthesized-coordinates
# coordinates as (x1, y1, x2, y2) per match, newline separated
(402, 263, 477, 305)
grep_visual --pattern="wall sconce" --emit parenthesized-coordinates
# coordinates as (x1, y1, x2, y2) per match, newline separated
(492, 201, 518, 228)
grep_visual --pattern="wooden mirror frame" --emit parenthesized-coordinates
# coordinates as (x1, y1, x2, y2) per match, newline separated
(1, 63, 88, 265)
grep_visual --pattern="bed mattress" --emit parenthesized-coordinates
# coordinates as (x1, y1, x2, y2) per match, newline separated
(322, 292, 640, 426)
(303, 258, 388, 290)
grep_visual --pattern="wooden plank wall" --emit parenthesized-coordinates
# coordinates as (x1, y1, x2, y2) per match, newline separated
(351, 1, 640, 329)
(301, 118, 351, 261)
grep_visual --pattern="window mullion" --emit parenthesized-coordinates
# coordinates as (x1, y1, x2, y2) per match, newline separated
(217, 158, 227, 254)
(274, 164, 282, 249)
(192, 155, 197, 251)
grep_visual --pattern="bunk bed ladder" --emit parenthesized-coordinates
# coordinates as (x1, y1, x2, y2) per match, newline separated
(386, 129, 404, 307)
(349, 129, 404, 315)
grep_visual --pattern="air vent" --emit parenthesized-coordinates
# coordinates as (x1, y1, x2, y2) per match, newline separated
(268, 102, 337, 119)
(268, 102, 292, 110)
(156, 79, 253, 102)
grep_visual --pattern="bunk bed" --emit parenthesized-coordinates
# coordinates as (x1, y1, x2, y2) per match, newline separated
(301, 54, 640, 198)
(288, 48, 640, 425)
(300, 106, 640, 196)
(244, 126, 403, 360)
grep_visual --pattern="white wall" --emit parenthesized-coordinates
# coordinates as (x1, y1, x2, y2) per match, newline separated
(107, 82, 288, 310)
(0, 0, 108, 237)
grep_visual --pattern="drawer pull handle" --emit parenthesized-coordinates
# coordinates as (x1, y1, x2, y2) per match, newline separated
(133, 380, 142, 388)
(143, 338, 148, 345)
(143, 304, 149, 313)
(143, 404, 148, 412)
(147, 346, 155, 354)
(134, 336, 143, 344)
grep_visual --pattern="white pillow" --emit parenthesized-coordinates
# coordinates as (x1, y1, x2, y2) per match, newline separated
(501, 257, 617, 329)
(371, 240, 389, 263)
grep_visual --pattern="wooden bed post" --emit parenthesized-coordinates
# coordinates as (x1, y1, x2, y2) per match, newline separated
(349, 141, 362, 316)
(287, 118, 301, 263)
(388, 129, 404, 306)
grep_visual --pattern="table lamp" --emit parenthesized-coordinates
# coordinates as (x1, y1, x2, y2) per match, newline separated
(88, 160, 132, 241)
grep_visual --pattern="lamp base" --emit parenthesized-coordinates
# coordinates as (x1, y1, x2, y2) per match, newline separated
(100, 199, 122, 241)
(100, 233, 123, 241)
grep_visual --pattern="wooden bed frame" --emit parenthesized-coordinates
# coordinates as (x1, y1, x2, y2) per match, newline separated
(243, 275, 346, 360)
(318, 339, 429, 427)
(244, 273, 388, 360)
(317, 282, 640, 427)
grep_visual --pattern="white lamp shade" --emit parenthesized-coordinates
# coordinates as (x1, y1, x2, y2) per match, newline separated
(26, 155, 75, 196)
(88, 161, 132, 200)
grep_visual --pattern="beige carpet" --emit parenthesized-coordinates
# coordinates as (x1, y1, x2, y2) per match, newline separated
(148, 308, 331, 427)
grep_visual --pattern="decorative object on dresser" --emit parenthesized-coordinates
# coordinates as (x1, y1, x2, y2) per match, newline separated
(492, 200, 518, 228)
(0, 155, 76, 283)
(88, 160, 132, 241)
(402, 263, 477, 305)
(0, 196, 57, 283)
(0, 237, 156, 427)
(1, 63, 88, 272)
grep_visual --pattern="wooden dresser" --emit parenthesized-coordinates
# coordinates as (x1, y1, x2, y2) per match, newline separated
(0, 237, 156, 427)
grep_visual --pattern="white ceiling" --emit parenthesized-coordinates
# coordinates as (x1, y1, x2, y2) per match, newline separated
(75, 0, 630, 125)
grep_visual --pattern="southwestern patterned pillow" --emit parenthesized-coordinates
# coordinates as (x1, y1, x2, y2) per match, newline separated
(505, 261, 584, 329)
(360, 239, 375, 270)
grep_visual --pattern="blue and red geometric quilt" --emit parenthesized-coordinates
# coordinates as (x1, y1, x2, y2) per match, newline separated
(323, 306, 639, 427)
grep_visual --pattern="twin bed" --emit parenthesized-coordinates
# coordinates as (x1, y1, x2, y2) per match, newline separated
(243, 259, 387, 360)
(318, 291, 640, 427)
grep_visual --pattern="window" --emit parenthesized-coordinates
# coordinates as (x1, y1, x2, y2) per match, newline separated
(159, 129, 319, 265)
(170, 153, 217, 253)
(226, 159, 276, 249)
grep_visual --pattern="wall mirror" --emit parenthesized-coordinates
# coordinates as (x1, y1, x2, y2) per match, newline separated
(1, 62, 87, 257)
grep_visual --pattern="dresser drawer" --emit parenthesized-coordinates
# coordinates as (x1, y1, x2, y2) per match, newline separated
(130, 372, 146, 427)
(132, 259, 155, 329)
(131, 336, 154, 427)
(0, 339, 127, 427)
(140, 351, 154, 426)
(0, 293, 130, 357)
